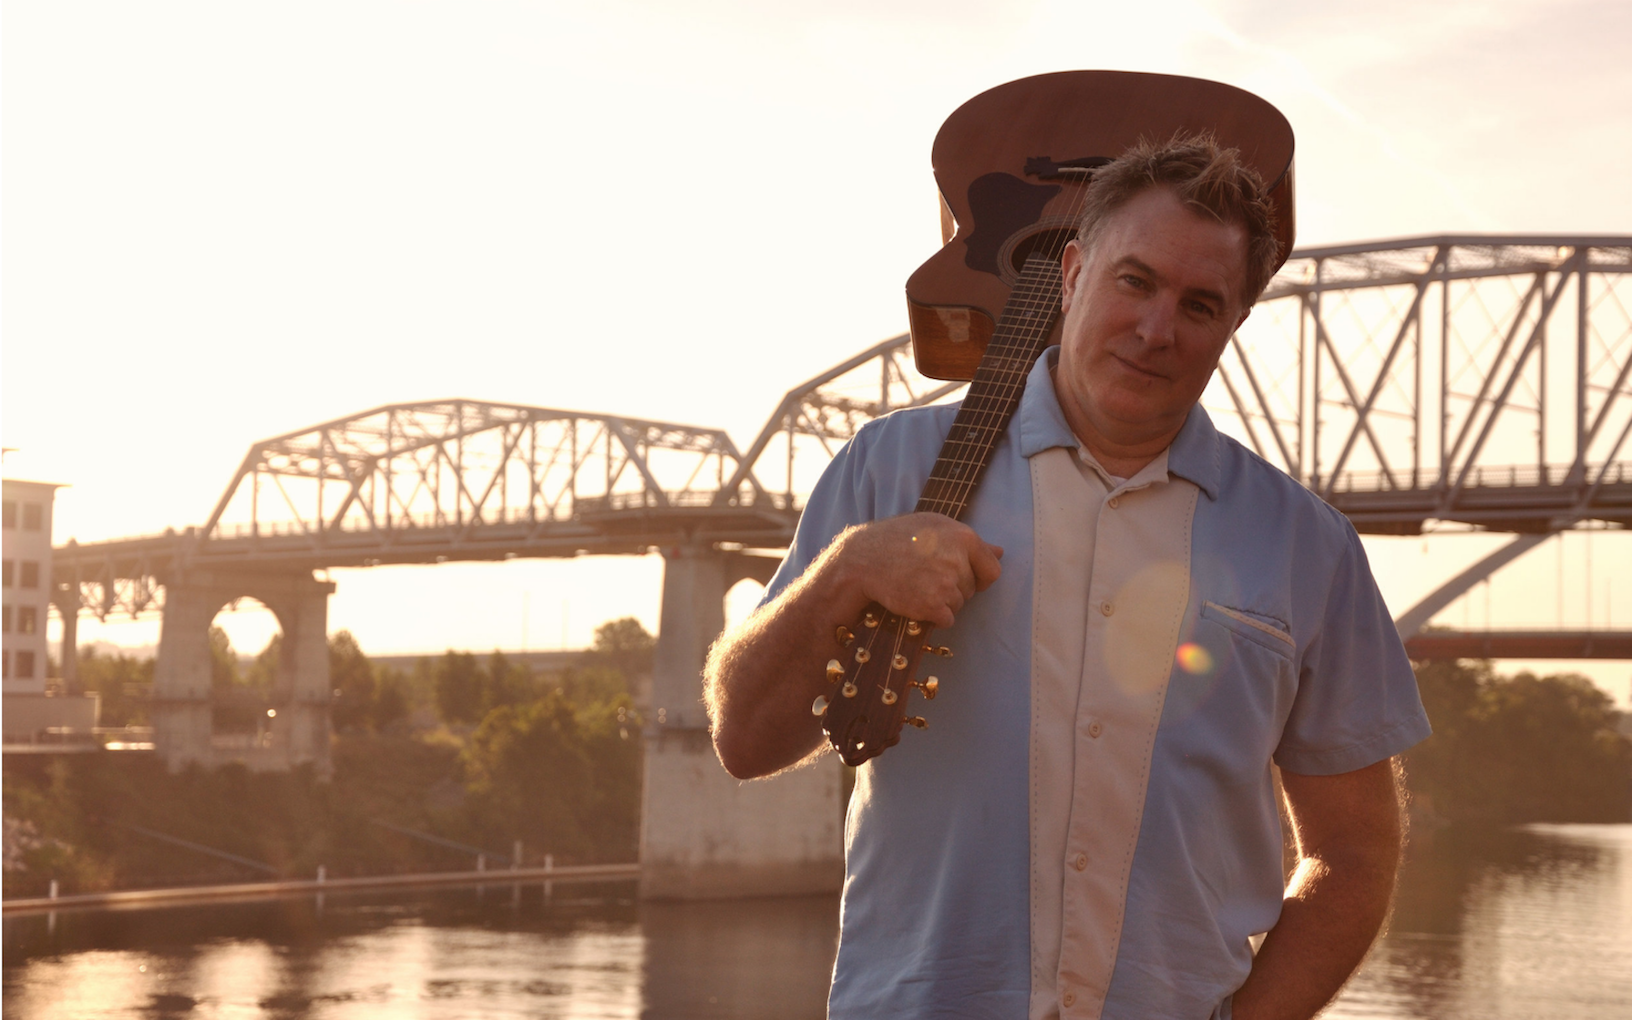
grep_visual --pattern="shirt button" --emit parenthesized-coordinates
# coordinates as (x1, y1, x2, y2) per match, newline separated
(1063, 991, 1077, 1007)
(1072, 853, 1088, 871)
(1108, 496, 1120, 509)
(1099, 600, 1114, 616)
(1088, 721, 1103, 738)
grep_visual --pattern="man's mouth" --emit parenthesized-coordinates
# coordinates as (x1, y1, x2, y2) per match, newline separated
(1112, 354, 1167, 381)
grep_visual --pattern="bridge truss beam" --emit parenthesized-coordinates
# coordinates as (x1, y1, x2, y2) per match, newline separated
(1213, 235, 1632, 533)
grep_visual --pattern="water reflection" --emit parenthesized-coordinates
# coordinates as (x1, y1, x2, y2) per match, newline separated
(5, 826, 1628, 1018)
(1328, 824, 1632, 1020)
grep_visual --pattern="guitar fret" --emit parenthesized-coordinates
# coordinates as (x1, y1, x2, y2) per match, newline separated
(915, 255, 1062, 520)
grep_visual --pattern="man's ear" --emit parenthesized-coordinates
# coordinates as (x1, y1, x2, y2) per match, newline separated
(1060, 240, 1086, 315)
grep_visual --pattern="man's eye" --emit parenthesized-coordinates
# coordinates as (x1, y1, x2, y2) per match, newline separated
(1187, 300, 1217, 318)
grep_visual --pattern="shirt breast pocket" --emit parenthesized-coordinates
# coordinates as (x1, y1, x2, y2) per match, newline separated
(1164, 602, 1299, 753)
(1199, 601, 1296, 658)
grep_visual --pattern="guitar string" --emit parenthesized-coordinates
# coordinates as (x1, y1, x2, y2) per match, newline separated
(917, 180, 1090, 519)
(835, 169, 1097, 744)
(919, 171, 1095, 516)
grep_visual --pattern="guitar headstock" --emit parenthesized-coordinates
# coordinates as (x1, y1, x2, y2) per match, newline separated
(815, 602, 951, 767)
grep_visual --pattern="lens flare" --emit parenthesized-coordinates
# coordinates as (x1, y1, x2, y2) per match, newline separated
(1175, 642, 1215, 675)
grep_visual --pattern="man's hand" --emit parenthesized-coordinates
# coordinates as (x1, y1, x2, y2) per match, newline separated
(705, 513, 1002, 779)
(832, 513, 1004, 628)
(1229, 759, 1404, 1020)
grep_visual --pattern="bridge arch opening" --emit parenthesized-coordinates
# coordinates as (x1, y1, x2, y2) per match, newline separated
(204, 598, 284, 751)
(723, 576, 767, 633)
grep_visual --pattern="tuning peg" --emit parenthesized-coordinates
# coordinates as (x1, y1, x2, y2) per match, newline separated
(835, 625, 853, 646)
(812, 695, 829, 716)
(863, 610, 880, 628)
(854, 647, 871, 664)
(906, 620, 923, 636)
(841, 681, 858, 698)
(826, 659, 844, 682)
(923, 645, 953, 657)
(904, 716, 928, 729)
(891, 654, 908, 670)
(912, 677, 939, 700)
(881, 689, 898, 705)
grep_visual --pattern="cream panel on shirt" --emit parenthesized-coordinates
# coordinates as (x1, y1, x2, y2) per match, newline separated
(1028, 445, 1198, 1020)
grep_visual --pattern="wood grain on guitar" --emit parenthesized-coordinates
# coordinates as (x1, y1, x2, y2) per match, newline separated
(814, 70, 1295, 767)
(907, 70, 1296, 382)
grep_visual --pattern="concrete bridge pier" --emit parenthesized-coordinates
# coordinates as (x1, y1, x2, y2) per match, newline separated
(153, 568, 337, 775)
(640, 543, 844, 899)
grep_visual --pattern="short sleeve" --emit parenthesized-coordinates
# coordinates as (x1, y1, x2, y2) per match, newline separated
(1274, 526, 1432, 775)
(758, 408, 952, 608)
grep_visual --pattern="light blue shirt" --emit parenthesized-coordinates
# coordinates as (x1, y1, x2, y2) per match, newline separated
(761, 348, 1431, 1019)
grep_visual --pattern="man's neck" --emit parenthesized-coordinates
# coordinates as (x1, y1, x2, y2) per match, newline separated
(1052, 374, 1185, 477)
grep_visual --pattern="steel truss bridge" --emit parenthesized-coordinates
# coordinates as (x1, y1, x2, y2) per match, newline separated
(54, 235, 1632, 654)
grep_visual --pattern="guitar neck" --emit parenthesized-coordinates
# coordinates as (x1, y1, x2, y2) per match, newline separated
(916, 253, 1063, 519)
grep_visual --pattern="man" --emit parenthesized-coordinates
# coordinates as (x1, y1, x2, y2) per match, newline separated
(706, 135, 1430, 1020)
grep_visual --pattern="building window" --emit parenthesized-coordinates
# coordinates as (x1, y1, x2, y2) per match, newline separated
(22, 503, 42, 530)
(19, 562, 39, 589)
(2, 605, 11, 632)
(1, 501, 14, 528)
(2, 560, 12, 587)
(16, 650, 35, 679)
(18, 606, 38, 635)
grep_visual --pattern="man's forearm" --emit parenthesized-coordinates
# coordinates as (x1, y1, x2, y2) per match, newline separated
(705, 541, 871, 779)
(705, 513, 1004, 779)
(1229, 761, 1403, 1020)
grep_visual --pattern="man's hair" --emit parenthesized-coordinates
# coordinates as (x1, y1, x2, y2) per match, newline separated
(1075, 132, 1281, 304)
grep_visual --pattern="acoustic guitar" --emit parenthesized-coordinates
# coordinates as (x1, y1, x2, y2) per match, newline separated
(813, 71, 1296, 767)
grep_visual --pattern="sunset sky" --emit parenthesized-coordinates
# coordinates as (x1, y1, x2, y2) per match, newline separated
(5, 1, 1629, 699)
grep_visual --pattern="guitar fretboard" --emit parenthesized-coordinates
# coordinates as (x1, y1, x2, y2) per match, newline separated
(916, 253, 1064, 519)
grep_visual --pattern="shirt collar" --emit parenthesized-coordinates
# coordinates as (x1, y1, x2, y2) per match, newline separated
(1013, 346, 1222, 500)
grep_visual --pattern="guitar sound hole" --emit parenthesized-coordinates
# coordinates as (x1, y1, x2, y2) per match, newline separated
(1006, 226, 1079, 275)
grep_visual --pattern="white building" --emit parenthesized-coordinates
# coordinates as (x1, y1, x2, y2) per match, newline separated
(3, 478, 61, 694)
(3, 476, 98, 745)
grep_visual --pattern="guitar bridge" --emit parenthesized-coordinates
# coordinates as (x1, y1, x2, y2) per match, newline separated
(1024, 155, 1113, 180)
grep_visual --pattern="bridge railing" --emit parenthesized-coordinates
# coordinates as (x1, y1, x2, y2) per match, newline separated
(1323, 460, 1632, 494)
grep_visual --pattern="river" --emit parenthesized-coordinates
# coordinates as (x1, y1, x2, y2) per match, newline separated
(5, 823, 1629, 1018)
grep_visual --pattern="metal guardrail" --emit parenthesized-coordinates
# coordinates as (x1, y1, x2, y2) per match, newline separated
(2, 861, 642, 915)
(1326, 461, 1632, 494)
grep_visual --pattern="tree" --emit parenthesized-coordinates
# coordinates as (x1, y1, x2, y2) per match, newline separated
(461, 689, 640, 861)
(587, 617, 655, 682)
(329, 631, 377, 732)
(76, 647, 154, 728)
(483, 650, 533, 711)
(1406, 661, 1632, 823)
(372, 667, 411, 731)
(208, 626, 239, 690)
(243, 633, 281, 696)
(434, 651, 486, 725)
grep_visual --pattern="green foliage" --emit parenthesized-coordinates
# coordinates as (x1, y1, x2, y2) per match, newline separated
(75, 647, 154, 727)
(208, 625, 239, 689)
(211, 630, 271, 734)
(586, 616, 655, 681)
(460, 690, 640, 861)
(373, 667, 411, 731)
(4, 617, 652, 895)
(330, 630, 377, 732)
(435, 651, 487, 725)
(1408, 661, 1632, 823)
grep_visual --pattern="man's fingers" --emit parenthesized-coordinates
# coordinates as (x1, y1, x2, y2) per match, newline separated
(971, 542, 1004, 591)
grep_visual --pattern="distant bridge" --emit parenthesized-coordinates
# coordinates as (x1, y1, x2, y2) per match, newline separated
(46, 234, 1632, 898)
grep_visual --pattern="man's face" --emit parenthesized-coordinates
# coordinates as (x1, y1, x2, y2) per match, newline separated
(1054, 187, 1251, 455)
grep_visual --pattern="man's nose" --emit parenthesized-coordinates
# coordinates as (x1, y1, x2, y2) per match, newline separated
(1136, 296, 1179, 347)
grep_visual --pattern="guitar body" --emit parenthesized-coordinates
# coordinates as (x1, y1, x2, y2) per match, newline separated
(907, 71, 1297, 381)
